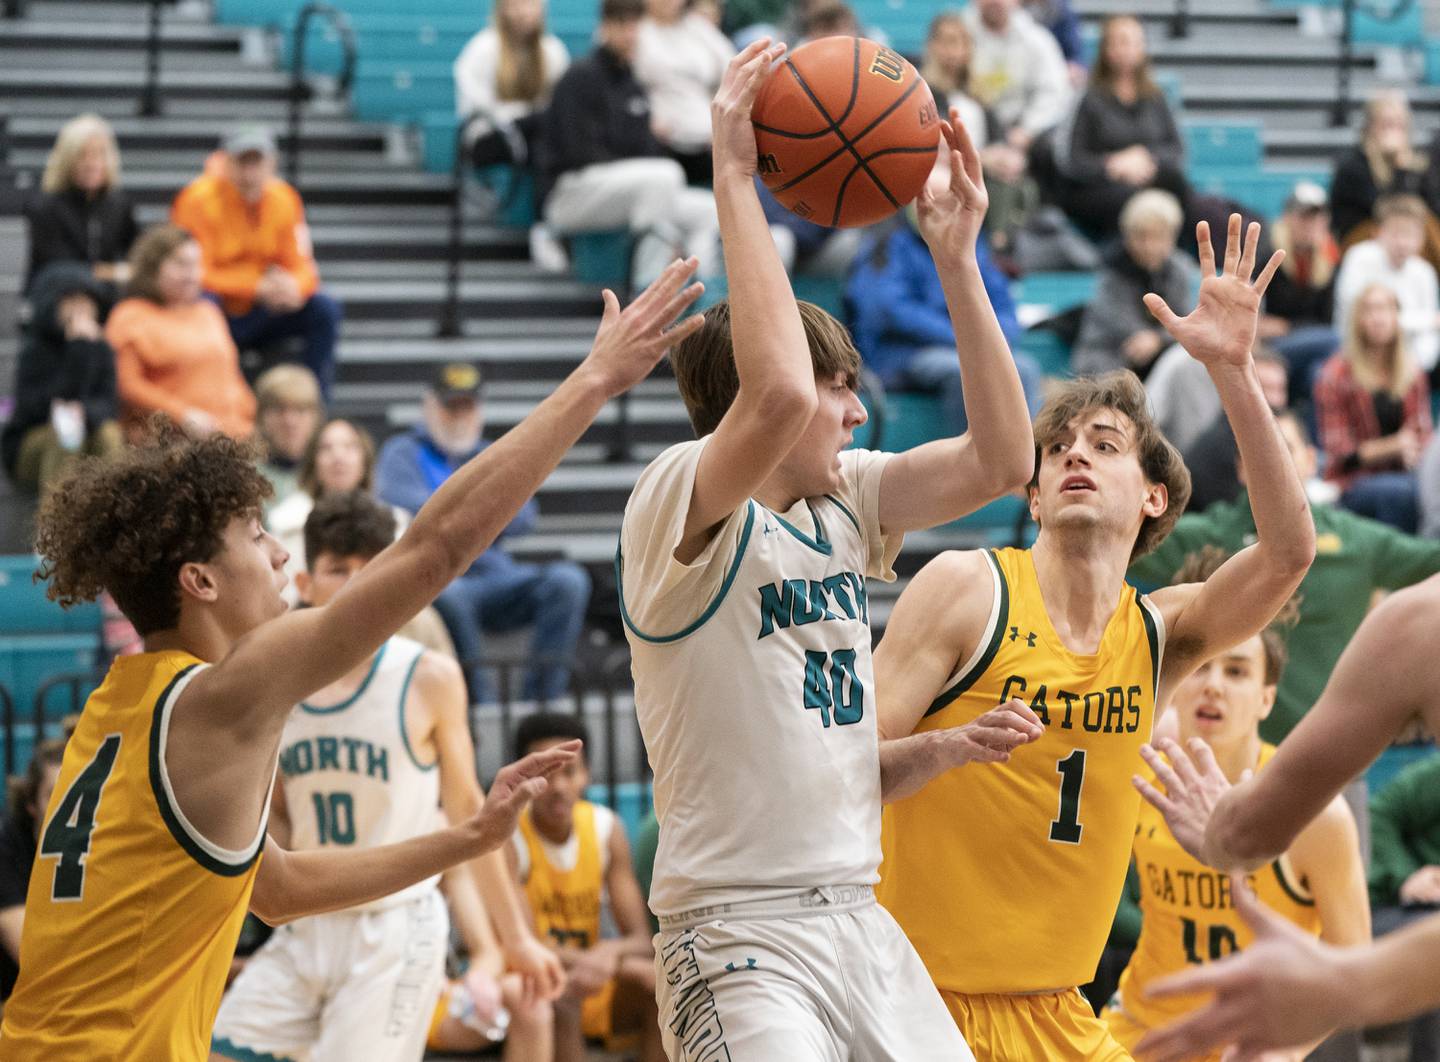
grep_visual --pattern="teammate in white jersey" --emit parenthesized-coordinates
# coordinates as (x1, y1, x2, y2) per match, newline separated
(617, 41, 1040, 1061)
(212, 493, 561, 1062)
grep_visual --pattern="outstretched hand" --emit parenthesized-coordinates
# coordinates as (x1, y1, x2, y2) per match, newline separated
(1133, 738, 1247, 870)
(711, 37, 786, 181)
(1134, 878, 1350, 1062)
(466, 739, 582, 854)
(939, 699, 1045, 768)
(1144, 214, 1284, 370)
(583, 257, 706, 397)
(916, 108, 989, 264)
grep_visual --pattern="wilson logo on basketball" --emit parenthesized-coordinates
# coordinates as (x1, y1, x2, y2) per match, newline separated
(757, 153, 782, 176)
(917, 100, 938, 127)
(868, 48, 905, 83)
(793, 201, 815, 219)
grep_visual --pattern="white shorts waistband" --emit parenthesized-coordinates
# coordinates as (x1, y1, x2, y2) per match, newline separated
(657, 885, 875, 930)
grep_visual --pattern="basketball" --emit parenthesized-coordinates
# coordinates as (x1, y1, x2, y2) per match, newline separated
(752, 36, 941, 229)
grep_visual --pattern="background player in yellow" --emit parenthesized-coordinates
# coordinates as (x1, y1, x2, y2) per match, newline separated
(1128, 579, 1440, 1059)
(1101, 549, 1370, 1061)
(0, 260, 705, 1060)
(874, 214, 1317, 1061)
(510, 714, 661, 1062)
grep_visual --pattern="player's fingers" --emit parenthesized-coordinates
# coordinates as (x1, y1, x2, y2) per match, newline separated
(1238, 219, 1260, 280)
(661, 308, 707, 348)
(1157, 737, 1204, 792)
(1138, 742, 1186, 796)
(638, 256, 699, 310)
(1253, 249, 1286, 296)
(736, 45, 783, 109)
(656, 279, 705, 326)
(1223, 213, 1243, 276)
(947, 108, 983, 186)
(507, 741, 582, 783)
(999, 697, 1044, 729)
(1147, 954, 1250, 1000)
(1195, 219, 1215, 276)
(1132, 774, 1176, 817)
(1135, 1003, 1238, 1062)
(1143, 292, 1182, 333)
(1187, 737, 1226, 783)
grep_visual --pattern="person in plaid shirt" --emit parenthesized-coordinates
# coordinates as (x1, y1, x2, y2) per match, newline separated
(1314, 282, 1431, 531)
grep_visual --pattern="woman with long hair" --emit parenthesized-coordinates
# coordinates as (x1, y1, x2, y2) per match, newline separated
(634, 0, 734, 185)
(24, 113, 138, 294)
(105, 224, 256, 441)
(1331, 90, 1435, 251)
(1055, 15, 1188, 236)
(1314, 283, 1432, 530)
(454, 0, 570, 169)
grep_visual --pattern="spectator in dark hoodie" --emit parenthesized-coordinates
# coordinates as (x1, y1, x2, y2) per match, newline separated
(2, 261, 124, 495)
(23, 114, 138, 296)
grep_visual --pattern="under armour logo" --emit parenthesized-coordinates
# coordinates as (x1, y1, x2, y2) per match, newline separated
(724, 958, 759, 972)
(762, 523, 779, 536)
(1008, 627, 1036, 648)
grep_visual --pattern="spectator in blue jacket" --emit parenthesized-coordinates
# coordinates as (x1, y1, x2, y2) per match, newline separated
(846, 161, 1043, 434)
(375, 362, 591, 703)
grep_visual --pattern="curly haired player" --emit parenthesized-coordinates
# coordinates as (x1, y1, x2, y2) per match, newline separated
(1, 260, 704, 1061)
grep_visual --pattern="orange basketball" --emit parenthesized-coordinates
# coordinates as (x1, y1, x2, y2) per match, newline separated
(752, 36, 941, 229)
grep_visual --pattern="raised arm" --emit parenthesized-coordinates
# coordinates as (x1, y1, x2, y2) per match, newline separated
(874, 551, 1042, 803)
(1146, 216, 1315, 693)
(1137, 578, 1440, 873)
(250, 742, 579, 925)
(189, 261, 704, 728)
(876, 114, 1035, 534)
(676, 40, 818, 563)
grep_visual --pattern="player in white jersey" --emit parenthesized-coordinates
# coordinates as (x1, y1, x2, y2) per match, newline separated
(617, 42, 1041, 1061)
(212, 493, 561, 1062)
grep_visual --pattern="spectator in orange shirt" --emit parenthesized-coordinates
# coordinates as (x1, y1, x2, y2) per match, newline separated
(107, 224, 257, 440)
(171, 127, 342, 399)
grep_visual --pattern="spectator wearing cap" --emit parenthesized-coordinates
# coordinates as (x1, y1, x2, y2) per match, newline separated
(1261, 181, 1343, 409)
(375, 363, 591, 703)
(1, 261, 124, 495)
(23, 113, 138, 296)
(253, 364, 324, 515)
(536, 0, 719, 284)
(170, 126, 342, 399)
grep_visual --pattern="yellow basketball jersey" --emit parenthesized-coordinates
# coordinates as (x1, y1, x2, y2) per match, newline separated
(878, 547, 1164, 994)
(1, 651, 268, 1060)
(1114, 744, 1320, 1031)
(520, 800, 603, 950)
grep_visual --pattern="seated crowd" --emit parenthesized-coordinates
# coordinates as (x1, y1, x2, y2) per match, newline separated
(6, 0, 1440, 1056)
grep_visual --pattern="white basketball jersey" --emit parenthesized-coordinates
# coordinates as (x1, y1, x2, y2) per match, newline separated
(620, 440, 899, 917)
(277, 636, 441, 911)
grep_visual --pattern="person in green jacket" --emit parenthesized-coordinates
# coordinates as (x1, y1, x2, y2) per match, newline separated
(1130, 411, 1440, 746)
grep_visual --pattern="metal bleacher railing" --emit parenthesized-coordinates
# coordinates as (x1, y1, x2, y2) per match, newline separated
(285, 2, 358, 185)
(1332, 0, 1419, 127)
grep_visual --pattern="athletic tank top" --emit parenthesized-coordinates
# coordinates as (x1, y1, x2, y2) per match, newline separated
(2, 652, 271, 1060)
(277, 637, 440, 912)
(878, 547, 1166, 993)
(1116, 743, 1320, 1030)
(519, 800, 604, 949)
(621, 443, 897, 917)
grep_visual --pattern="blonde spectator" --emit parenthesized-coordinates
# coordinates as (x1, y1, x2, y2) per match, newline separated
(106, 224, 256, 441)
(1331, 90, 1436, 255)
(24, 113, 138, 294)
(1315, 283, 1432, 531)
(253, 364, 324, 513)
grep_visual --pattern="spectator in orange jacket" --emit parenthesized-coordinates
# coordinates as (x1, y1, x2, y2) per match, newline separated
(108, 224, 257, 441)
(171, 127, 342, 398)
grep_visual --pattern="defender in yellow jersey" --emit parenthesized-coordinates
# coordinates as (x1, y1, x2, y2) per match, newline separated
(1, 259, 700, 1060)
(875, 216, 1317, 1060)
(512, 714, 661, 1062)
(1103, 550, 1369, 1061)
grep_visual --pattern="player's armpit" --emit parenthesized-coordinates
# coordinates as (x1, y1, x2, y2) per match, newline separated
(1290, 794, 1371, 953)
(874, 549, 996, 741)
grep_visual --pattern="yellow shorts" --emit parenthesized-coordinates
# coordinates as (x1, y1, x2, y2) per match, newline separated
(1100, 999, 1223, 1062)
(580, 977, 618, 1041)
(942, 988, 1134, 1062)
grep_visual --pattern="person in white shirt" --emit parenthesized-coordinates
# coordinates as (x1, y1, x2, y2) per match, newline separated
(1335, 193, 1440, 375)
(961, 0, 1071, 153)
(634, 0, 734, 186)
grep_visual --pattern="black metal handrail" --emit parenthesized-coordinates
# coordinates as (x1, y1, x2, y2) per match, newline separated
(1168, 0, 1189, 39)
(286, 2, 358, 186)
(137, 0, 172, 117)
(32, 670, 108, 739)
(438, 111, 496, 339)
(1, 684, 14, 779)
(1331, 0, 1418, 128)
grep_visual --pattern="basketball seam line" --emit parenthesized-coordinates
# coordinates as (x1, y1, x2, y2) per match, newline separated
(783, 62, 923, 224)
(751, 37, 863, 140)
(767, 59, 928, 223)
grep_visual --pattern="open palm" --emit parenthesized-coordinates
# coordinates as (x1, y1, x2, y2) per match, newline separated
(1144, 214, 1284, 369)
